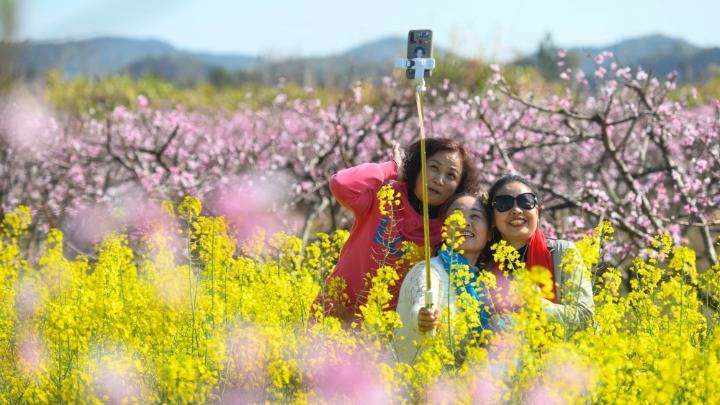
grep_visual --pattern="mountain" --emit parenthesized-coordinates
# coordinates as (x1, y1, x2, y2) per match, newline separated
(3, 34, 720, 86)
(181, 51, 259, 72)
(256, 36, 413, 87)
(0, 35, 450, 86)
(519, 34, 720, 83)
(574, 34, 709, 81)
(123, 55, 217, 87)
(253, 36, 470, 87)
(575, 34, 700, 65)
(4, 37, 176, 78)
(341, 37, 406, 62)
(2, 36, 258, 79)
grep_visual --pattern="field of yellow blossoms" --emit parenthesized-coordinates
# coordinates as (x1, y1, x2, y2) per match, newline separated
(1, 196, 719, 404)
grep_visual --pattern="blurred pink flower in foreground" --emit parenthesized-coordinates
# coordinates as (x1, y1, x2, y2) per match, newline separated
(470, 371, 503, 404)
(0, 87, 56, 152)
(301, 335, 389, 404)
(221, 324, 269, 403)
(17, 335, 45, 374)
(62, 187, 177, 253)
(208, 173, 302, 241)
(15, 279, 41, 320)
(524, 383, 563, 405)
(63, 204, 120, 250)
(542, 356, 595, 398)
(427, 377, 459, 404)
(94, 366, 141, 404)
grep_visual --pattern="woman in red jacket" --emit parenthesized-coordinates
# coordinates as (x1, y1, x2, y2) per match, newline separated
(314, 138, 479, 325)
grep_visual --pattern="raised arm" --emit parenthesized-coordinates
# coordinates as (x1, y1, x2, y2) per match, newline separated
(329, 161, 398, 215)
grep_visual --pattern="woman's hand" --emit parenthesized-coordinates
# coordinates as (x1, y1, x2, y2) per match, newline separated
(417, 307, 440, 332)
(393, 142, 405, 181)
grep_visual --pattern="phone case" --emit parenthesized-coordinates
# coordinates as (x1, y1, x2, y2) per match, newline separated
(406, 29, 433, 79)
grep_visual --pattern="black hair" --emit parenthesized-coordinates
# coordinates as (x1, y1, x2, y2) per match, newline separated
(440, 191, 493, 268)
(486, 174, 542, 251)
(402, 137, 480, 205)
(441, 191, 490, 220)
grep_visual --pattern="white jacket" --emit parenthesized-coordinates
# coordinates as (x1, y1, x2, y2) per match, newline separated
(394, 257, 453, 364)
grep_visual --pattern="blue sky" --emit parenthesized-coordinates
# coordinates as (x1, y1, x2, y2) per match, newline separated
(15, 0, 720, 60)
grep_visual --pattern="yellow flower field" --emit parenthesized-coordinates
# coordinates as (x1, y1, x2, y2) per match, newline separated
(1, 198, 719, 404)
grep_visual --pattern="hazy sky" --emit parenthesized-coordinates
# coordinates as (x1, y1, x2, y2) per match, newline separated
(14, 0, 720, 60)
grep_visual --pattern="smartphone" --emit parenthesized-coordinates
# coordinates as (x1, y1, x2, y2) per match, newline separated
(406, 29, 433, 79)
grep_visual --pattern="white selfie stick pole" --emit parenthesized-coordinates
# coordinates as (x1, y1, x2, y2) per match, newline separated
(395, 55, 436, 333)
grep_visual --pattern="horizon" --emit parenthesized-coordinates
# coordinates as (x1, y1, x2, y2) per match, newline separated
(12, 0, 720, 62)
(6, 31, 712, 62)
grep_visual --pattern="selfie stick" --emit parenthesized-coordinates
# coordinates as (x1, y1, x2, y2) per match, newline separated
(394, 55, 436, 314)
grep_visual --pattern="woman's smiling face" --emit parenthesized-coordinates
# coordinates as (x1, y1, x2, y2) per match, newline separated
(413, 150, 463, 207)
(447, 195, 489, 255)
(492, 181, 539, 248)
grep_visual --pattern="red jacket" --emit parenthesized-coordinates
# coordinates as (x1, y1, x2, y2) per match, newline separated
(317, 161, 444, 323)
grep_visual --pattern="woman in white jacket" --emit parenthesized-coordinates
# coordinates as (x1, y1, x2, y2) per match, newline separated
(394, 193, 491, 364)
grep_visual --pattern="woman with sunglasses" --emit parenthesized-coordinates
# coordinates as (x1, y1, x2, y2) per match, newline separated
(486, 174, 594, 330)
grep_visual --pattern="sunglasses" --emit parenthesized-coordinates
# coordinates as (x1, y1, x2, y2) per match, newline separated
(492, 193, 538, 212)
